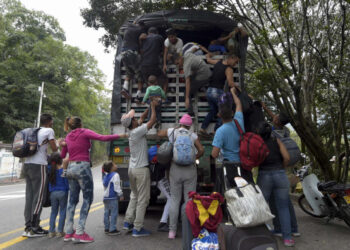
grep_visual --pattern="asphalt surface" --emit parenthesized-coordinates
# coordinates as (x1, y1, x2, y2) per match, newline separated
(0, 167, 349, 250)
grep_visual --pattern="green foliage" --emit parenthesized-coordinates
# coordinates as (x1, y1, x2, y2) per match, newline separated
(0, 0, 111, 162)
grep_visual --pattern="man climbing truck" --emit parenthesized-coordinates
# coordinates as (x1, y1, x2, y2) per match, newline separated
(108, 10, 248, 211)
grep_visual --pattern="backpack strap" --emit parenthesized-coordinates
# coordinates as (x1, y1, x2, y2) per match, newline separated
(233, 119, 244, 136)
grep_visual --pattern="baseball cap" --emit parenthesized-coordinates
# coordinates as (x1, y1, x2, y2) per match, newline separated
(121, 109, 135, 128)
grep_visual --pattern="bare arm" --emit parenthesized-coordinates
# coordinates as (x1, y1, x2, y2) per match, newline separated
(199, 44, 210, 54)
(211, 146, 220, 159)
(146, 101, 157, 130)
(185, 77, 191, 108)
(138, 33, 147, 53)
(157, 129, 168, 138)
(138, 107, 149, 124)
(225, 67, 235, 88)
(163, 46, 169, 71)
(231, 87, 242, 113)
(217, 33, 233, 43)
(194, 139, 204, 159)
(277, 138, 290, 167)
(49, 139, 58, 152)
(261, 101, 277, 120)
(206, 53, 219, 65)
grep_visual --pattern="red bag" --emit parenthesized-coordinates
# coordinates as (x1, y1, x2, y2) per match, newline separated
(233, 119, 270, 171)
(185, 191, 224, 238)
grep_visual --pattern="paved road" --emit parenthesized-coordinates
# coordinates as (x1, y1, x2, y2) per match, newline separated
(0, 167, 349, 249)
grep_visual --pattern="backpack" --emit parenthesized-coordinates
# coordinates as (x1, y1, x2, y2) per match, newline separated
(173, 129, 196, 166)
(12, 128, 41, 158)
(272, 129, 301, 166)
(233, 119, 270, 171)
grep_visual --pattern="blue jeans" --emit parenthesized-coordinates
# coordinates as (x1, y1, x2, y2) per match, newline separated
(49, 191, 68, 233)
(104, 199, 119, 231)
(201, 87, 224, 130)
(257, 170, 292, 240)
(270, 195, 298, 233)
(65, 161, 94, 235)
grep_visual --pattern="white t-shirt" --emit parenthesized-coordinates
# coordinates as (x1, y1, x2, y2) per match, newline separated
(167, 128, 198, 144)
(129, 124, 149, 169)
(164, 37, 183, 54)
(25, 127, 55, 165)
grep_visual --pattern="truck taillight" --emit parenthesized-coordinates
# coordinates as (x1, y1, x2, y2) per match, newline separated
(345, 189, 350, 196)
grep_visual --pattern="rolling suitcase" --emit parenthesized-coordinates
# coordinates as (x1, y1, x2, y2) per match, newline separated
(217, 223, 278, 250)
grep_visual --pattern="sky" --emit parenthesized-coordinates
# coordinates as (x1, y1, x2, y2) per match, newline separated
(20, 0, 115, 89)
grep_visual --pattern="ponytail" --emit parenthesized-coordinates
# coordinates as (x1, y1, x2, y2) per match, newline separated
(48, 153, 63, 185)
(64, 116, 82, 132)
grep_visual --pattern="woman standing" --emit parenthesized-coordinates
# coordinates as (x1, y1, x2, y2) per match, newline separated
(157, 114, 204, 239)
(256, 121, 295, 247)
(61, 116, 126, 243)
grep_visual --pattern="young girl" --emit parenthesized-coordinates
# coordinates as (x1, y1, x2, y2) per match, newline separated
(48, 152, 69, 238)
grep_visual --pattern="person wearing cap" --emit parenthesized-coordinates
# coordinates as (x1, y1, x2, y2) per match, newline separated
(122, 99, 158, 237)
(157, 114, 204, 239)
(136, 27, 168, 104)
(163, 28, 183, 73)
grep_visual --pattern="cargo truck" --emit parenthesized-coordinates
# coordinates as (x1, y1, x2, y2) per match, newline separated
(109, 10, 248, 211)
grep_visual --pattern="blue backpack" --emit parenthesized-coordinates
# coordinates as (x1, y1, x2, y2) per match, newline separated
(173, 129, 196, 166)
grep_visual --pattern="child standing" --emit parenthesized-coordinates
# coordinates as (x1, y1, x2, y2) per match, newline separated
(103, 161, 124, 235)
(142, 75, 166, 128)
(48, 152, 69, 238)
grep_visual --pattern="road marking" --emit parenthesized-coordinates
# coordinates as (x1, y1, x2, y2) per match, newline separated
(0, 204, 104, 249)
(0, 202, 102, 239)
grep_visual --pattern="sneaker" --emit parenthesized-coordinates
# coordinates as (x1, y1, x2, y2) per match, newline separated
(157, 223, 169, 232)
(270, 230, 282, 237)
(123, 222, 134, 232)
(56, 232, 65, 238)
(132, 228, 151, 237)
(168, 230, 176, 239)
(72, 232, 94, 243)
(48, 232, 56, 238)
(292, 232, 301, 237)
(22, 227, 31, 237)
(108, 230, 121, 236)
(104, 229, 109, 234)
(27, 227, 48, 238)
(63, 231, 75, 242)
(284, 239, 295, 247)
(121, 88, 131, 99)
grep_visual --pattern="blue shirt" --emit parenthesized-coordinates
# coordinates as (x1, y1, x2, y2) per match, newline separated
(48, 166, 69, 193)
(212, 112, 244, 162)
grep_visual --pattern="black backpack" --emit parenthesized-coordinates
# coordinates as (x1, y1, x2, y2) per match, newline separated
(12, 128, 41, 157)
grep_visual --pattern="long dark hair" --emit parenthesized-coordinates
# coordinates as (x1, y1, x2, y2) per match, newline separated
(48, 152, 63, 185)
(256, 121, 272, 141)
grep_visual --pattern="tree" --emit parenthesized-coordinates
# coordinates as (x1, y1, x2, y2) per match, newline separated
(0, 0, 111, 162)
